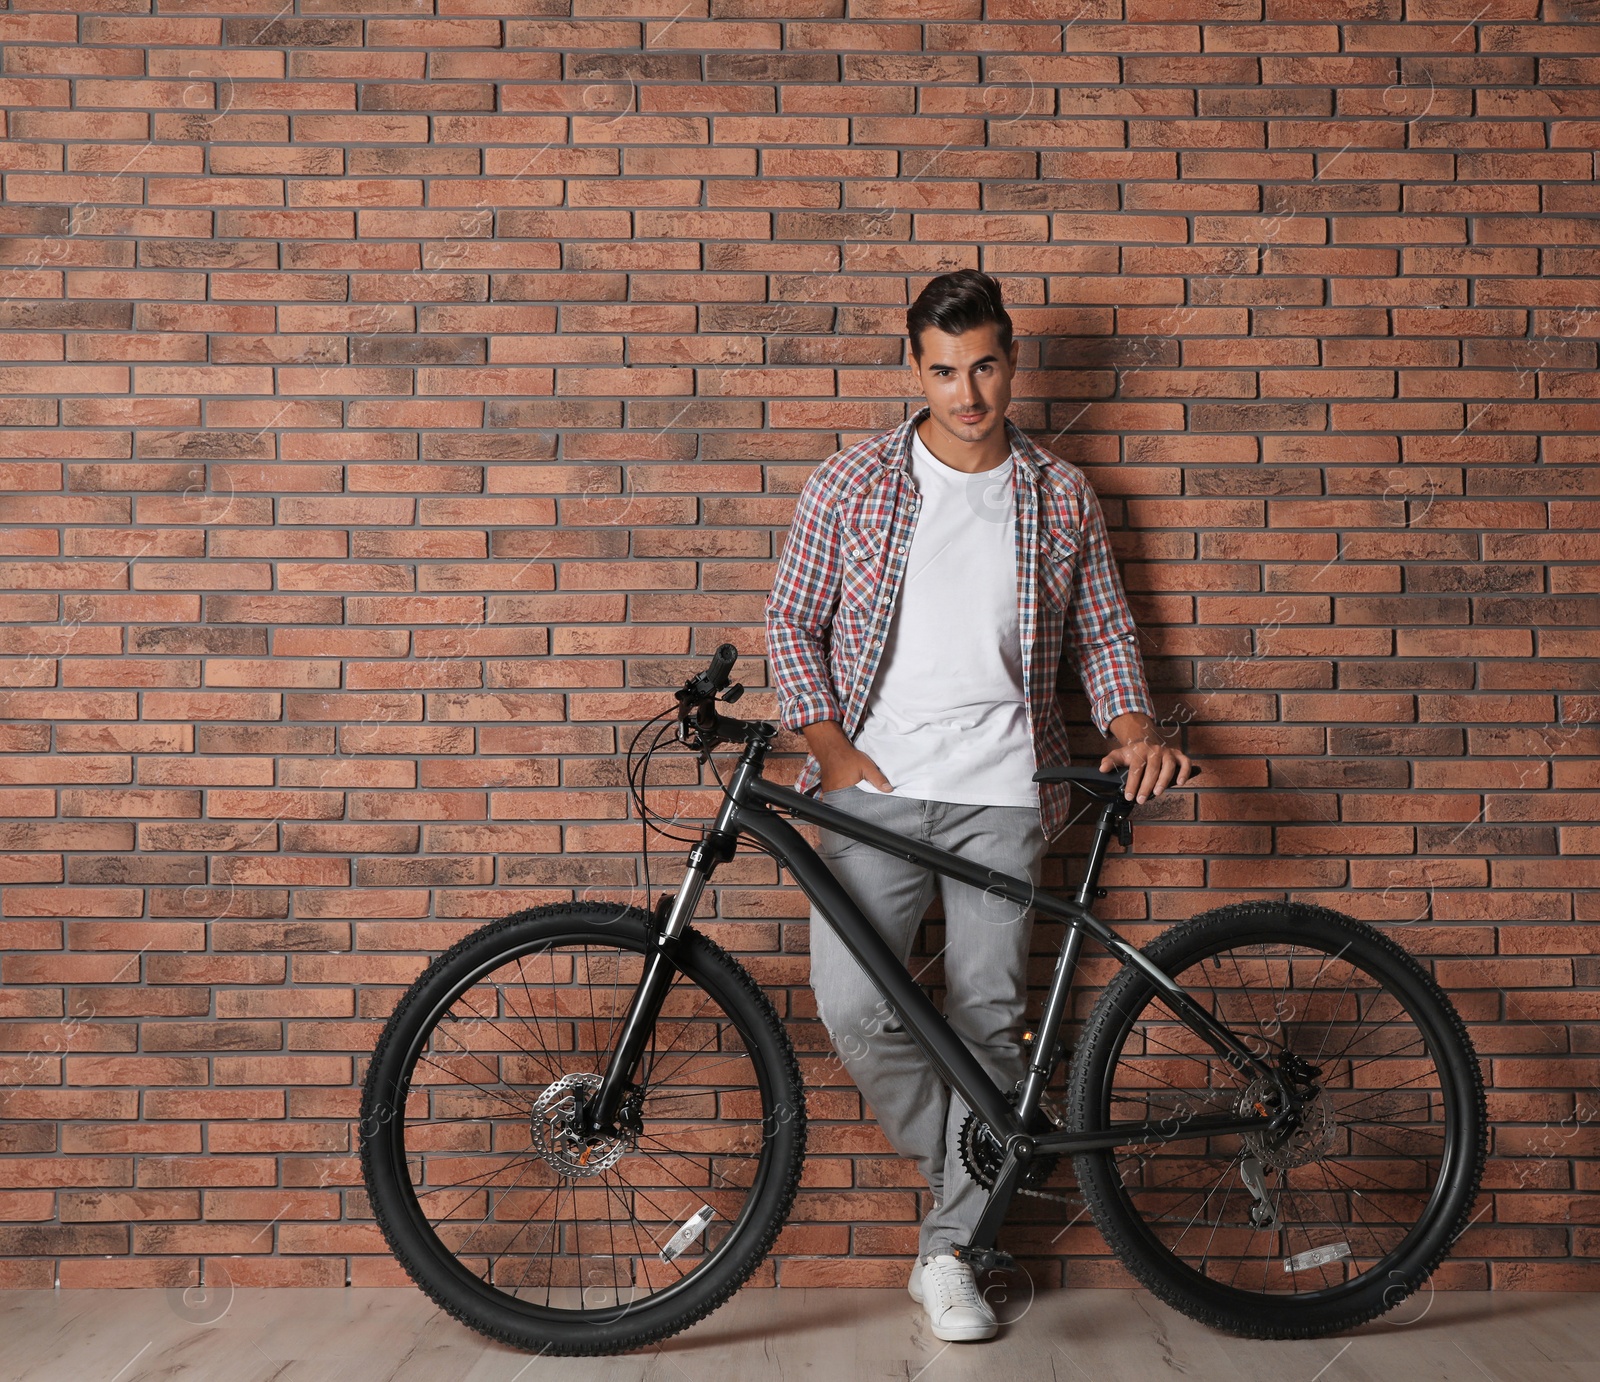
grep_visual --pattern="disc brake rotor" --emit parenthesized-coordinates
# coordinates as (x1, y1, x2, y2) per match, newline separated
(1238, 1074, 1337, 1170)
(530, 1072, 634, 1177)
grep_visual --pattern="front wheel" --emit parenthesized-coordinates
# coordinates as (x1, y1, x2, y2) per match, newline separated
(360, 903, 807, 1355)
(1068, 901, 1486, 1338)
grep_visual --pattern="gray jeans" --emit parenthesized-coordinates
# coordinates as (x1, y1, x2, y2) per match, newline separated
(807, 787, 1047, 1263)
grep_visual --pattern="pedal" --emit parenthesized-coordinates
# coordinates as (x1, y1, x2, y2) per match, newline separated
(950, 1244, 1015, 1273)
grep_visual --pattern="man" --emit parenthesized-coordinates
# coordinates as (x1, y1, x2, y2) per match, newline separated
(765, 269, 1194, 1341)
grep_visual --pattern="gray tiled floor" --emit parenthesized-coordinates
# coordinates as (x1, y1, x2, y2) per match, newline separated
(3, 1284, 1596, 1381)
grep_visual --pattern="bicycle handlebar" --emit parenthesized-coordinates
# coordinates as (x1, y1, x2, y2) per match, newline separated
(674, 643, 765, 754)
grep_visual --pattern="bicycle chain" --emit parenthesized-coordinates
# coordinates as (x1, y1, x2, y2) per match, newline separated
(1015, 1181, 1080, 1205)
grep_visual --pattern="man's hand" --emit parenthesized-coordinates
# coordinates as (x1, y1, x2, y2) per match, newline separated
(1102, 711, 1196, 804)
(802, 721, 892, 794)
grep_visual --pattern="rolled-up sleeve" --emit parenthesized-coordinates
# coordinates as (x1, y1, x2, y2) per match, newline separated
(765, 470, 844, 731)
(1067, 483, 1156, 735)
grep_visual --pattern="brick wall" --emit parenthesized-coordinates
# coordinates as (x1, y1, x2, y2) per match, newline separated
(2, 3, 1599, 1293)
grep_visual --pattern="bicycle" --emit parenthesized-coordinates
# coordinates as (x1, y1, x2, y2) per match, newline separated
(360, 643, 1488, 1355)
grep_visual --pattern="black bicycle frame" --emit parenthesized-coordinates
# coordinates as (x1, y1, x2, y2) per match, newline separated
(590, 735, 1283, 1252)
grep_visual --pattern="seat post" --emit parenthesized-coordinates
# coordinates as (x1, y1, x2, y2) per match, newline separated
(1073, 800, 1124, 908)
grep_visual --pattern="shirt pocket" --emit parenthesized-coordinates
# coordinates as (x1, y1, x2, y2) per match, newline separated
(1037, 526, 1082, 611)
(838, 524, 884, 615)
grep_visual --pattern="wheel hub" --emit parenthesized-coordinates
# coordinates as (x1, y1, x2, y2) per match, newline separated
(530, 1073, 635, 1177)
(1238, 1074, 1336, 1170)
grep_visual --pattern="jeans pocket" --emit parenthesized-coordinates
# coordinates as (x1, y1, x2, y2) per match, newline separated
(816, 829, 855, 860)
(816, 786, 864, 857)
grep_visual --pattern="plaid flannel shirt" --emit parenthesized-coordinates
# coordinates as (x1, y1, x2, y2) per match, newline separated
(765, 406, 1155, 843)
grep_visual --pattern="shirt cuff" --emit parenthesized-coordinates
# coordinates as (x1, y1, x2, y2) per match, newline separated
(779, 689, 841, 732)
(1093, 689, 1156, 738)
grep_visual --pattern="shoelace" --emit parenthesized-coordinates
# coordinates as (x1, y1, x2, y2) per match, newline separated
(925, 1259, 986, 1315)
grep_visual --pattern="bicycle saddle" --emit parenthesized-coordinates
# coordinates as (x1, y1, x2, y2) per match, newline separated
(1032, 763, 1202, 804)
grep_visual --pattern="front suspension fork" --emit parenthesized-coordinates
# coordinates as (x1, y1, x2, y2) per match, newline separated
(583, 843, 717, 1133)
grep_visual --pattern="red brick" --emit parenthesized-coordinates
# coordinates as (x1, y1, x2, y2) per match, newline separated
(59, 1190, 199, 1222)
(206, 1123, 350, 1155)
(57, 1257, 197, 1288)
(215, 1255, 345, 1287)
(1, 887, 143, 918)
(137, 1158, 278, 1189)
(58, 789, 200, 820)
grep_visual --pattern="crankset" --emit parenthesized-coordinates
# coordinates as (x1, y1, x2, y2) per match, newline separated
(958, 1089, 1077, 1205)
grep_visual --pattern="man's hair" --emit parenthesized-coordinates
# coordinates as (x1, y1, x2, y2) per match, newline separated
(906, 268, 1013, 362)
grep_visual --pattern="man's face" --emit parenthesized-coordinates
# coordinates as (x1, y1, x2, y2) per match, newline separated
(908, 322, 1019, 447)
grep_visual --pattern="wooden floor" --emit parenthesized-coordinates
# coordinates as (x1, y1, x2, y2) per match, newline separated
(3, 1284, 1596, 1381)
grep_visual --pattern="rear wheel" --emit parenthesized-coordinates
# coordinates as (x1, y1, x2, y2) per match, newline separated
(1068, 901, 1486, 1338)
(360, 903, 806, 1355)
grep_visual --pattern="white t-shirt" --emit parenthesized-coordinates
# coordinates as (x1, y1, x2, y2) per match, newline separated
(850, 425, 1039, 808)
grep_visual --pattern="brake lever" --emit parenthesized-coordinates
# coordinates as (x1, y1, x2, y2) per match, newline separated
(675, 699, 720, 764)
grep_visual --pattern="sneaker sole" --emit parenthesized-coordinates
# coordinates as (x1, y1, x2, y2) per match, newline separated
(929, 1315, 998, 1343)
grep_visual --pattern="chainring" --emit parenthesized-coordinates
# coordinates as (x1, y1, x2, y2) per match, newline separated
(958, 1098, 1065, 1193)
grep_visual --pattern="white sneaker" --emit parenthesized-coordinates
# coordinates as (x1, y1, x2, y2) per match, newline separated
(910, 1253, 997, 1342)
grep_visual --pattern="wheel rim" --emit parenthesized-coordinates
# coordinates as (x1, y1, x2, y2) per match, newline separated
(374, 931, 781, 1323)
(1090, 927, 1471, 1304)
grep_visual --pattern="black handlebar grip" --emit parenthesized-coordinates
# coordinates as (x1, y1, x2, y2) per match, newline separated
(706, 642, 738, 692)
